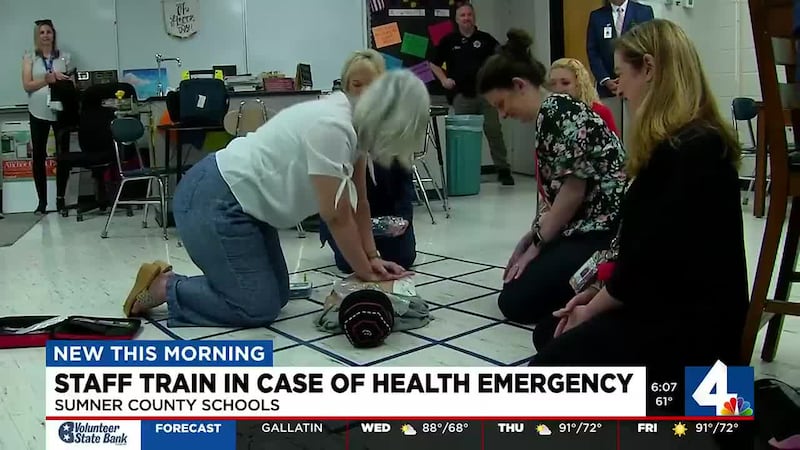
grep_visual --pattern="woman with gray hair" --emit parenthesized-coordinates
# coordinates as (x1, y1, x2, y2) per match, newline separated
(122, 70, 431, 328)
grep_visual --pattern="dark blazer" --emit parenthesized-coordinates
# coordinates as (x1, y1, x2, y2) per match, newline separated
(795, 0, 800, 79)
(587, 1, 655, 97)
(795, 0, 800, 36)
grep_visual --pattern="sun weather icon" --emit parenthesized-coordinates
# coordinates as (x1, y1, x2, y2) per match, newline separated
(673, 422, 688, 437)
(58, 422, 75, 443)
(721, 397, 753, 416)
(535, 424, 552, 436)
(401, 424, 417, 436)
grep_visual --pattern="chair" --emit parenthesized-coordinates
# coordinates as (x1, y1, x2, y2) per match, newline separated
(732, 97, 762, 205)
(59, 82, 138, 221)
(740, 0, 800, 364)
(223, 99, 270, 136)
(412, 121, 447, 224)
(100, 117, 168, 240)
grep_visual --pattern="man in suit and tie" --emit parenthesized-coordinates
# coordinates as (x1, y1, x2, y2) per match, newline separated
(586, 0, 654, 143)
(587, 0, 655, 98)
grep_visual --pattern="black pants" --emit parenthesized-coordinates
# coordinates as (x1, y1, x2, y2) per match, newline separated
(29, 113, 70, 206)
(497, 231, 611, 324)
(531, 307, 741, 393)
(326, 225, 417, 273)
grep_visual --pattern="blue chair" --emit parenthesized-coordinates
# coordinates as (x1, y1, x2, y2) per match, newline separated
(101, 117, 168, 240)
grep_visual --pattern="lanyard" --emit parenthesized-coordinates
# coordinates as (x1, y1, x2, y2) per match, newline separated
(42, 55, 55, 73)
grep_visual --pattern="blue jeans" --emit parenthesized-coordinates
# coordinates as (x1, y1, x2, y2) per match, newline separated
(166, 153, 289, 327)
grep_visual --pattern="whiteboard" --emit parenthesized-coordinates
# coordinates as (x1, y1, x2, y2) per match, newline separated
(244, 0, 367, 91)
(116, 0, 248, 93)
(0, 0, 119, 107)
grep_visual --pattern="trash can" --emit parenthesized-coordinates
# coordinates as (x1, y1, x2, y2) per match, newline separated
(445, 115, 484, 196)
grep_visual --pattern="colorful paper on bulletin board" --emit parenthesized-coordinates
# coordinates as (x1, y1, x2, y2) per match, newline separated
(381, 53, 404, 70)
(409, 61, 435, 83)
(400, 33, 429, 58)
(428, 20, 454, 46)
(372, 23, 402, 48)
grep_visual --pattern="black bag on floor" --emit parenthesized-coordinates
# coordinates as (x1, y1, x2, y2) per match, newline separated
(753, 378, 800, 449)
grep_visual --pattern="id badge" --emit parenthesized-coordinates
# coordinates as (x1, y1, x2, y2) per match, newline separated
(570, 251, 601, 293)
(603, 25, 613, 39)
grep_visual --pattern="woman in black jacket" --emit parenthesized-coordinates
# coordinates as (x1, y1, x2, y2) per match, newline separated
(526, 20, 749, 379)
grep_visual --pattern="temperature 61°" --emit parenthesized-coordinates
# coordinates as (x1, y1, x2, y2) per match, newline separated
(655, 396, 674, 407)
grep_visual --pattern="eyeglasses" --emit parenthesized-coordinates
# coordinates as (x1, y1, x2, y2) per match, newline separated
(35, 19, 53, 27)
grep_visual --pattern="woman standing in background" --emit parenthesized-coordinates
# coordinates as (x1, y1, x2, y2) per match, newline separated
(21, 19, 72, 215)
(548, 58, 619, 136)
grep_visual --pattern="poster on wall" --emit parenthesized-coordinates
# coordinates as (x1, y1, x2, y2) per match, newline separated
(367, 0, 458, 97)
(163, 0, 200, 38)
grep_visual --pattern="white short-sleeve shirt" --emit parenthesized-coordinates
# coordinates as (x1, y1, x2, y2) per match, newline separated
(25, 50, 71, 121)
(215, 91, 360, 229)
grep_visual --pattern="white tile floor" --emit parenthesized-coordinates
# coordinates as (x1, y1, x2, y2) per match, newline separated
(1, 175, 799, 448)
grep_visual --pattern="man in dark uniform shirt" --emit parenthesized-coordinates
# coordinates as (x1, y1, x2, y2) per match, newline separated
(430, 3, 514, 186)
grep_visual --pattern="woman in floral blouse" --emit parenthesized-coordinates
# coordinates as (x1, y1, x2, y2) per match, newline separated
(476, 29, 627, 326)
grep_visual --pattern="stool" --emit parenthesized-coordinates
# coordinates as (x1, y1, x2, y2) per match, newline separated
(740, 0, 800, 364)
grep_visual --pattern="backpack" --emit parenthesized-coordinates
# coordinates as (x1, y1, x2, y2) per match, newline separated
(166, 78, 229, 126)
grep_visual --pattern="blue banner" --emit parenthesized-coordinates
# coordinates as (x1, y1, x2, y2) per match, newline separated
(46, 340, 273, 367)
(141, 421, 236, 449)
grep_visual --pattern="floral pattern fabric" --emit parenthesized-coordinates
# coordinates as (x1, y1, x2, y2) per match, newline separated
(534, 93, 627, 236)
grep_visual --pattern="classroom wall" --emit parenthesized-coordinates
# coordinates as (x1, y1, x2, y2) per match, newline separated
(641, 0, 745, 119)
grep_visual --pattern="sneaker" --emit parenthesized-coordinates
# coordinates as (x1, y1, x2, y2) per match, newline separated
(498, 169, 515, 186)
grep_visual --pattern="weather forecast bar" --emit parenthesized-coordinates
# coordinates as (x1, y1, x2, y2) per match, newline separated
(242, 418, 752, 450)
(232, 419, 754, 449)
(49, 418, 754, 450)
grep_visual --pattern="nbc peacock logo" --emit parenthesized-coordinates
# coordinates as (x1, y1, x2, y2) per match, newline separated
(720, 396, 753, 416)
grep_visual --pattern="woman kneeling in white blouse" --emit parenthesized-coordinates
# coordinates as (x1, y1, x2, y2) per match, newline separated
(122, 70, 431, 328)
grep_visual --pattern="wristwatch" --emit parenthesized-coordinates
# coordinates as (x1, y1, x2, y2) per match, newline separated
(367, 250, 381, 260)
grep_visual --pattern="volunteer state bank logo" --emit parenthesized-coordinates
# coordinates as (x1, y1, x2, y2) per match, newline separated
(58, 422, 128, 445)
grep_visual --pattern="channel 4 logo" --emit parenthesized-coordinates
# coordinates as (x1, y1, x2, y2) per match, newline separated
(685, 360, 754, 417)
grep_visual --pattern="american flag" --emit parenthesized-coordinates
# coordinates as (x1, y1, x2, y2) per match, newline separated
(369, 0, 386, 13)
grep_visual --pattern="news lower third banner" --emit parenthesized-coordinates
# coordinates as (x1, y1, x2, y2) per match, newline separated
(44, 340, 647, 449)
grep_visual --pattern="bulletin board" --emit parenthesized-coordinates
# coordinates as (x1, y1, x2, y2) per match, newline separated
(367, 0, 459, 97)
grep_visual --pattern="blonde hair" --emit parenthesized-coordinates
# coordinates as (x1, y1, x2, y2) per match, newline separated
(353, 70, 430, 169)
(615, 19, 740, 175)
(341, 49, 386, 93)
(549, 58, 599, 106)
